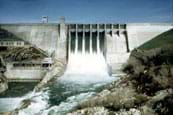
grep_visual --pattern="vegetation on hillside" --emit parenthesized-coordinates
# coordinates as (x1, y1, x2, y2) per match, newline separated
(138, 29, 173, 50)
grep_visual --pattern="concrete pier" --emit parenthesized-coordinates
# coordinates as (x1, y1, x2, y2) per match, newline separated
(90, 24, 93, 53)
(82, 26, 85, 54)
(97, 24, 100, 53)
(75, 24, 78, 53)
(68, 30, 71, 55)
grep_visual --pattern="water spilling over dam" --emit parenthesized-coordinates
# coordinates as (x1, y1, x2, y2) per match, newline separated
(62, 50, 113, 83)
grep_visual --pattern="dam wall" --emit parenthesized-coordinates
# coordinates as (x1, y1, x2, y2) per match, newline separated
(127, 23, 173, 51)
(0, 22, 67, 81)
(0, 24, 59, 55)
(105, 23, 173, 75)
(0, 21, 173, 78)
(0, 23, 67, 62)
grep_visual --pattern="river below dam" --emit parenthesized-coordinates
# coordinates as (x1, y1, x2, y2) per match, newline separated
(0, 52, 117, 115)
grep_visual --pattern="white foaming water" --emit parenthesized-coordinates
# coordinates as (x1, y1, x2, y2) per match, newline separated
(0, 97, 24, 112)
(18, 90, 49, 115)
(59, 52, 114, 84)
(16, 52, 116, 115)
(41, 92, 95, 115)
(0, 90, 48, 114)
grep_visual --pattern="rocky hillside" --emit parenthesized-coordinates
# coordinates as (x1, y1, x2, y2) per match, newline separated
(0, 47, 47, 62)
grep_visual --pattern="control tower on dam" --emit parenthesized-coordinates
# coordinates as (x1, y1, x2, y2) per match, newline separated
(0, 17, 172, 81)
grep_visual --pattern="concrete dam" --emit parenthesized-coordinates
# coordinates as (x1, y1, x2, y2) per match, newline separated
(0, 18, 172, 81)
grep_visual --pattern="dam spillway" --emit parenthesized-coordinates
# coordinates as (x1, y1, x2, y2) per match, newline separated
(67, 24, 110, 79)
(68, 24, 128, 54)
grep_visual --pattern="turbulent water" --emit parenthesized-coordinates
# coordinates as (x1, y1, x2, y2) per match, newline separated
(0, 52, 117, 115)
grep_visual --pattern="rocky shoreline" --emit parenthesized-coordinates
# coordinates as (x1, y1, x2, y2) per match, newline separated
(0, 73, 8, 94)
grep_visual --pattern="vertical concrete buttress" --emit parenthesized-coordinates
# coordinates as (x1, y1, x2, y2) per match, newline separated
(75, 24, 78, 53)
(97, 24, 100, 53)
(56, 17, 67, 63)
(68, 28, 71, 56)
(90, 24, 92, 53)
(82, 25, 85, 54)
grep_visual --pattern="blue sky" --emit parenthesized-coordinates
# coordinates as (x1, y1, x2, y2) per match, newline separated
(0, 0, 172, 23)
